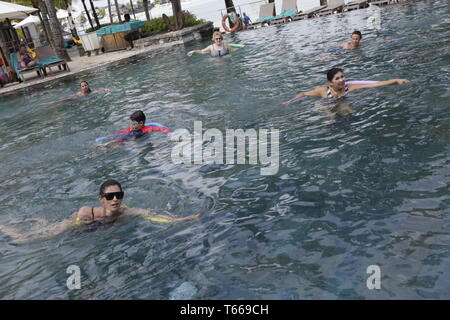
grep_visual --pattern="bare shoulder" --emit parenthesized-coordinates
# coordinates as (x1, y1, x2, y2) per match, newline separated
(77, 206, 94, 218)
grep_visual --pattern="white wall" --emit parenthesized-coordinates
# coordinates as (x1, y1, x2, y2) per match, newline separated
(296, 0, 322, 12)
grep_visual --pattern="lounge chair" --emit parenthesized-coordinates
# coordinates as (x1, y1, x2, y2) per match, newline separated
(344, 0, 369, 11)
(368, 0, 390, 5)
(9, 51, 42, 82)
(247, 2, 276, 29)
(292, 5, 327, 21)
(317, 0, 346, 17)
(35, 45, 70, 77)
(271, 0, 298, 25)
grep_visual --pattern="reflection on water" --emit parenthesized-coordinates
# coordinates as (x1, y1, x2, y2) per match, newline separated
(1, 1, 450, 299)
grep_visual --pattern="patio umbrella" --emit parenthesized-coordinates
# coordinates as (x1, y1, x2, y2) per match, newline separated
(0, 0, 38, 20)
(13, 14, 40, 29)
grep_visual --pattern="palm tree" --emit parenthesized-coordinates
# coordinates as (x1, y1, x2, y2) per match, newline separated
(42, 0, 71, 61)
(115, 0, 122, 22)
(143, 0, 151, 20)
(170, 0, 182, 30)
(80, 0, 94, 29)
(107, 0, 113, 23)
(88, 0, 101, 28)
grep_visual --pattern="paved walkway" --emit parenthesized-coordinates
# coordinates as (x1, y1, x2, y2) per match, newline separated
(0, 41, 184, 97)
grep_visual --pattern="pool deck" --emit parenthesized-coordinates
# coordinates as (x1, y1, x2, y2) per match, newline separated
(0, 22, 215, 97)
(0, 41, 186, 97)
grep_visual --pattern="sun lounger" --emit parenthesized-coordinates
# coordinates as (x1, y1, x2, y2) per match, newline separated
(368, 0, 390, 5)
(271, 0, 298, 25)
(247, 2, 276, 29)
(9, 51, 42, 82)
(35, 45, 70, 77)
(344, 0, 369, 11)
(317, 0, 345, 17)
(292, 5, 327, 21)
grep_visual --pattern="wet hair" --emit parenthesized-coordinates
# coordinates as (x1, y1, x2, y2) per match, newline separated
(99, 179, 122, 197)
(130, 110, 146, 123)
(80, 81, 92, 93)
(327, 68, 344, 81)
(352, 31, 362, 39)
(124, 14, 131, 21)
(211, 31, 223, 41)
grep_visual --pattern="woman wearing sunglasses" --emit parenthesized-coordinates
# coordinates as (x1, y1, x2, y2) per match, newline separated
(187, 31, 240, 57)
(0, 180, 201, 243)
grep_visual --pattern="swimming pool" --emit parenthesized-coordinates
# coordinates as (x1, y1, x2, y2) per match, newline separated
(1, 0, 449, 299)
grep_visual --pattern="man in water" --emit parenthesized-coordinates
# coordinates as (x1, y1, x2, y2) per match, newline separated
(338, 31, 362, 49)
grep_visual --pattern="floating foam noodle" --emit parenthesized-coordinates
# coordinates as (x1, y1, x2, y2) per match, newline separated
(291, 81, 379, 103)
(96, 122, 170, 143)
(228, 43, 245, 48)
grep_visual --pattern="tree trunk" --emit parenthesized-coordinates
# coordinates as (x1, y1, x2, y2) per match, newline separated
(38, 0, 55, 47)
(81, 0, 94, 29)
(224, 0, 237, 28)
(107, 0, 113, 23)
(63, 0, 79, 39)
(89, 0, 101, 28)
(42, 0, 71, 61)
(268, 0, 276, 16)
(115, 0, 122, 22)
(170, 0, 183, 30)
(143, 0, 151, 20)
(130, 0, 136, 19)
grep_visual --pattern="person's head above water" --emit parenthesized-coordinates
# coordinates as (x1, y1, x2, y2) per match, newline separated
(130, 110, 146, 131)
(99, 179, 124, 213)
(211, 31, 223, 44)
(351, 31, 362, 46)
(327, 68, 346, 90)
(79, 81, 91, 94)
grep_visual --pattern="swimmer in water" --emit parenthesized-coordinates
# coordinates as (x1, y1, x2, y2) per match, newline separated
(338, 31, 362, 49)
(76, 80, 110, 96)
(0, 179, 201, 243)
(187, 31, 240, 57)
(47, 81, 110, 104)
(282, 67, 410, 105)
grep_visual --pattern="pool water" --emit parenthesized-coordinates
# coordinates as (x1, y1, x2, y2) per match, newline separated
(1, 1, 450, 299)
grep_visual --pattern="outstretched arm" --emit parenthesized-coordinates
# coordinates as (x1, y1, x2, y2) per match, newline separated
(125, 208, 202, 222)
(0, 215, 75, 243)
(282, 87, 325, 105)
(349, 79, 410, 91)
(187, 46, 211, 56)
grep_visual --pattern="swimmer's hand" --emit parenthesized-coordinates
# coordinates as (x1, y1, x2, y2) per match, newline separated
(187, 50, 195, 56)
(143, 213, 201, 223)
(282, 99, 294, 106)
(395, 79, 410, 84)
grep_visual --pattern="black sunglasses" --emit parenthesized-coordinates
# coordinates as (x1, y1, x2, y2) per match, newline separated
(102, 191, 124, 200)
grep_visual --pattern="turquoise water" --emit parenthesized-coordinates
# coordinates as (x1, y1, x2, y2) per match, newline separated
(1, 1, 450, 299)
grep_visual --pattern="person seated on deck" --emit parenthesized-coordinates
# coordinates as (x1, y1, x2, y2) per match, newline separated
(187, 31, 240, 57)
(337, 31, 362, 50)
(123, 13, 141, 50)
(283, 67, 410, 105)
(0, 179, 202, 243)
(17, 44, 37, 69)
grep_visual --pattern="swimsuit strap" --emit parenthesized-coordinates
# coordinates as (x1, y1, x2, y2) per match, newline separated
(92, 207, 95, 220)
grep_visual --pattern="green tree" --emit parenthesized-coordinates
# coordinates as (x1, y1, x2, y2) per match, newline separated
(143, 0, 151, 21)
(42, 0, 71, 61)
